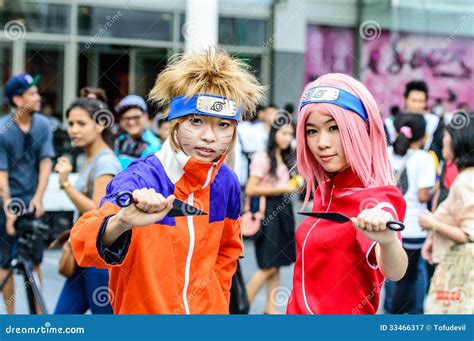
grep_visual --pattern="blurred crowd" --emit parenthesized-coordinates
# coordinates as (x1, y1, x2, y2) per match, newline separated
(0, 71, 472, 315)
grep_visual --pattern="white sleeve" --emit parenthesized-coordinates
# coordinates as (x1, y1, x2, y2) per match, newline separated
(416, 152, 437, 189)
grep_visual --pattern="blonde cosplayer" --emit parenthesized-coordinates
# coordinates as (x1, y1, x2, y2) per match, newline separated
(149, 48, 265, 154)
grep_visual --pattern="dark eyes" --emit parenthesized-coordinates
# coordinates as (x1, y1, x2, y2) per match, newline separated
(305, 125, 339, 136)
(189, 117, 203, 125)
(68, 121, 86, 127)
(189, 116, 231, 128)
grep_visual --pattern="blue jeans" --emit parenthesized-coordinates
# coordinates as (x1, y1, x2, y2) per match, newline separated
(54, 267, 113, 314)
(384, 249, 426, 314)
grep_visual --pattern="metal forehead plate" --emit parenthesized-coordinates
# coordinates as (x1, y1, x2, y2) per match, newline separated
(196, 95, 238, 117)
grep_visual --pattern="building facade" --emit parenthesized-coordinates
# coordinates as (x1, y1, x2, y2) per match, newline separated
(1, 0, 472, 121)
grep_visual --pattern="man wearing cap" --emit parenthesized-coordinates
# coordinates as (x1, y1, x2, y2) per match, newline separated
(0, 73, 55, 314)
(114, 95, 161, 170)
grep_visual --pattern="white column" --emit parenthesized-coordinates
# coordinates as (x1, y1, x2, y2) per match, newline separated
(63, 2, 78, 119)
(273, 0, 306, 54)
(184, 0, 218, 52)
(12, 38, 25, 74)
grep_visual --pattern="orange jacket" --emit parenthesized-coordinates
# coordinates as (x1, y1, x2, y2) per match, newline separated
(71, 141, 242, 314)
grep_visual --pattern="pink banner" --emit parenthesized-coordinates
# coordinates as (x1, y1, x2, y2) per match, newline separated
(361, 31, 474, 117)
(304, 25, 354, 84)
(304, 26, 474, 118)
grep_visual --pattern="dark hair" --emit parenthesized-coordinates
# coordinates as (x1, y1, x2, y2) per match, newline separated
(284, 103, 294, 114)
(390, 105, 400, 117)
(267, 103, 277, 110)
(267, 112, 295, 177)
(247, 104, 266, 122)
(79, 87, 108, 103)
(392, 113, 426, 156)
(66, 97, 114, 147)
(116, 105, 146, 118)
(446, 111, 474, 170)
(404, 80, 429, 99)
(157, 117, 168, 127)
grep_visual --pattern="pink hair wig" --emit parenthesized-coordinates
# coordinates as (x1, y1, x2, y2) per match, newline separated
(296, 73, 394, 206)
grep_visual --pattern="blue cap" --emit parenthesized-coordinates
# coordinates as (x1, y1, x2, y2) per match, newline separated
(4, 73, 40, 104)
(115, 95, 148, 114)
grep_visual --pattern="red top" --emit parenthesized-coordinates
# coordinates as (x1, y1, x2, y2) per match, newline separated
(444, 159, 459, 189)
(287, 168, 406, 314)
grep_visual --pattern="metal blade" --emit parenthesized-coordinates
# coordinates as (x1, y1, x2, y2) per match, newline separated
(298, 212, 350, 223)
(168, 199, 208, 217)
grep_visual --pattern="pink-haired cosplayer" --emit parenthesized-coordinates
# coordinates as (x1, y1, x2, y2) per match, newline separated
(287, 74, 408, 314)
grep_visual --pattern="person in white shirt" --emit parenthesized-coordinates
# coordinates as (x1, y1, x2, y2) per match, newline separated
(236, 105, 269, 185)
(384, 80, 444, 165)
(386, 113, 436, 314)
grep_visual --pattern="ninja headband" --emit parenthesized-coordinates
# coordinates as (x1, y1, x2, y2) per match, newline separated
(168, 94, 241, 122)
(300, 86, 369, 123)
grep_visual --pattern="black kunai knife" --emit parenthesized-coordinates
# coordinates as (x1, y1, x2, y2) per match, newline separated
(298, 212, 405, 231)
(115, 191, 208, 217)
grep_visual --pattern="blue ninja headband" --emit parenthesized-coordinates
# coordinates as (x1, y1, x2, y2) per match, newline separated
(168, 94, 241, 122)
(300, 86, 369, 123)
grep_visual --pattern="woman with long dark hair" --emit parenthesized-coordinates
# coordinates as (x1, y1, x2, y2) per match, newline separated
(245, 113, 298, 314)
(385, 113, 436, 314)
(420, 112, 474, 313)
(54, 98, 121, 314)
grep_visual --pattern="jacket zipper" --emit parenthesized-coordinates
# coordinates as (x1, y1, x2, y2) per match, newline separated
(182, 162, 217, 314)
(301, 184, 335, 314)
(202, 162, 218, 189)
(182, 193, 195, 314)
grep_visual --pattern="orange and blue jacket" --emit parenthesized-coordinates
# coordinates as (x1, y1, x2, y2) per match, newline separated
(71, 141, 242, 314)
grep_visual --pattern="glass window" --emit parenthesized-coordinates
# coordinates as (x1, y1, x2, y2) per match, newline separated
(78, 43, 130, 110)
(0, 1, 69, 34)
(78, 6, 173, 41)
(234, 53, 263, 81)
(25, 44, 64, 120)
(0, 44, 12, 115)
(133, 49, 169, 100)
(219, 17, 267, 47)
(179, 13, 185, 43)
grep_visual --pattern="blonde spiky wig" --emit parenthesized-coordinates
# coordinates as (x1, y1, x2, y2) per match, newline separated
(149, 48, 265, 121)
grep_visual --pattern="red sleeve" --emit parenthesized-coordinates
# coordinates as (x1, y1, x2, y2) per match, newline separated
(356, 186, 406, 268)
